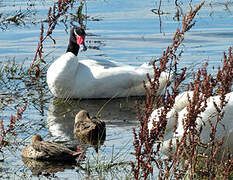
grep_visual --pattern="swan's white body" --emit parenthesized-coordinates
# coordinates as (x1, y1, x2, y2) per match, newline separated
(148, 91, 194, 134)
(175, 92, 233, 141)
(47, 52, 172, 99)
(149, 91, 233, 154)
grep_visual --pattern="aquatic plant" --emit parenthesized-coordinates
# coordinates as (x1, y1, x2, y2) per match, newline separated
(31, 0, 72, 73)
(0, 60, 50, 154)
(131, 1, 233, 179)
(0, 0, 232, 179)
(131, 1, 205, 179)
(0, 5, 36, 30)
(30, 0, 86, 74)
(165, 50, 232, 179)
(0, 0, 86, 156)
(76, 141, 132, 179)
(0, 103, 27, 152)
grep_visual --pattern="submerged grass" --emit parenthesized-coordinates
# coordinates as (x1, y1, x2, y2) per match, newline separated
(77, 141, 133, 179)
(0, 59, 51, 156)
(0, 60, 50, 113)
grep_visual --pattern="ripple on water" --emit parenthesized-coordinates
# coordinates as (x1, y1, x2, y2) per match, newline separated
(0, 0, 233, 178)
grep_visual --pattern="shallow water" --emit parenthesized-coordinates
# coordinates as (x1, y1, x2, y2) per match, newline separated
(0, 0, 233, 179)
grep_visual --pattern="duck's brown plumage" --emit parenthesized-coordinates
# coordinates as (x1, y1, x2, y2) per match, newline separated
(22, 134, 81, 161)
(74, 110, 106, 145)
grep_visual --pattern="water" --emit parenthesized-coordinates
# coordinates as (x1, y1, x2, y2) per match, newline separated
(0, 0, 233, 179)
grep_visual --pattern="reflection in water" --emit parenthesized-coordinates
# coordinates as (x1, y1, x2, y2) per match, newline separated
(1, 0, 232, 178)
(22, 157, 76, 176)
(47, 97, 141, 149)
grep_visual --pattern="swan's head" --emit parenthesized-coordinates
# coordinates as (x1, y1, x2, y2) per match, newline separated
(75, 110, 90, 124)
(73, 26, 87, 51)
(67, 26, 87, 56)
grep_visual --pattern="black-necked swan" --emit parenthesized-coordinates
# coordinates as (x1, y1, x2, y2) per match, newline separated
(148, 91, 233, 154)
(47, 26, 173, 99)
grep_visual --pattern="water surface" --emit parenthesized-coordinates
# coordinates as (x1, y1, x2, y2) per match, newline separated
(0, 0, 233, 179)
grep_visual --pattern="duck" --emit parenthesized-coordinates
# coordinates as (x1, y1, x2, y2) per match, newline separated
(73, 110, 106, 147)
(149, 91, 233, 154)
(46, 98, 137, 142)
(22, 134, 81, 161)
(46, 26, 173, 99)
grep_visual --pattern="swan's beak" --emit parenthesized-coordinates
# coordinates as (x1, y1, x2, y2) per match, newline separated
(76, 35, 87, 51)
(81, 43, 87, 52)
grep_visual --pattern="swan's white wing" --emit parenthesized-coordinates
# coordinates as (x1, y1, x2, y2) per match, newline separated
(79, 59, 121, 69)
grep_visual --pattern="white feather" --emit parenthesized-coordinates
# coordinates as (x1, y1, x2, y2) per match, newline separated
(47, 52, 173, 99)
(149, 91, 233, 154)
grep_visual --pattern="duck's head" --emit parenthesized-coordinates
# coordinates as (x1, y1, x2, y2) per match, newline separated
(75, 110, 90, 124)
(66, 26, 87, 56)
(31, 134, 43, 144)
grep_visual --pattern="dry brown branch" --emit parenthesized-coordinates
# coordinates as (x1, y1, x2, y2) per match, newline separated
(29, 0, 76, 75)
(0, 103, 27, 152)
(166, 47, 233, 179)
(131, 2, 205, 179)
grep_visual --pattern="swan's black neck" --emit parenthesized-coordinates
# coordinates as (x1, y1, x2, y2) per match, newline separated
(66, 40, 80, 56)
